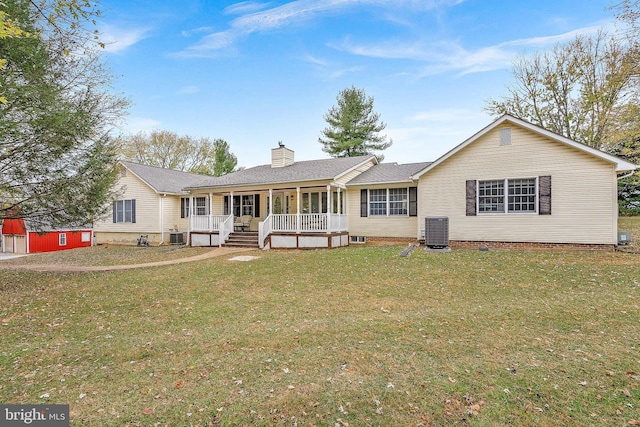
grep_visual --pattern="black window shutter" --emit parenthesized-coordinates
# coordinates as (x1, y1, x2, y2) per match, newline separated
(539, 175, 552, 215)
(223, 196, 229, 215)
(112, 201, 117, 223)
(466, 180, 477, 216)
(360, 189, 368, 217)
(131, 199, 136, 223)
(180, 198, 185, 218)
(409, 187, 418, 216)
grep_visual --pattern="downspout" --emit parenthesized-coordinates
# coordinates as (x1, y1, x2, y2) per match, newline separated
(159, 194, 166, 246)
(614, 170, 636, 246)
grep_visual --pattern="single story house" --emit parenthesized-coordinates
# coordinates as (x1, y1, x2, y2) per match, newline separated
(97, 115, 638, 250)
(1, 216, 93, 254)
(183, 115, 637, 250)
(92, 161, 212, 246)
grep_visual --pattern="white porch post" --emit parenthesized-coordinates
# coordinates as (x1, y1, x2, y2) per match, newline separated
(296, 187, 301, 233)
(189, 194, 194, 232)
(338, 187, 342, 215)
(209, 192, 213, 231)
(230, 191, 234, 218)
(326, 184, 331, 234)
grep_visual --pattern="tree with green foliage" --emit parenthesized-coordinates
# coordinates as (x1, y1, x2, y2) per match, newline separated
(211, 138, 238, 177)
(485, 30, 640, 215)
(319, 86, 392, 161)
(119, 131, 238, 176)
(486, 31, 638, 151)
(0, 0, 128, 229)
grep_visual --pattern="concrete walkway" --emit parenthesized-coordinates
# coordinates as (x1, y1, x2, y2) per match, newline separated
(0, 247, 255, 273)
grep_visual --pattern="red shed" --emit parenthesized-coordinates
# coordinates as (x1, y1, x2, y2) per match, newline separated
(1, 217, 93, 254)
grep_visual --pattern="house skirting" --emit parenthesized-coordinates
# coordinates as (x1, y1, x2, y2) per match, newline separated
(266, 232, 349, 249)
(449, 240, 615, 252)
(190, 232, 221, 247)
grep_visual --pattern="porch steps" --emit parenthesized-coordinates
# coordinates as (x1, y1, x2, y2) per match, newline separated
(223, 231, 259, 248)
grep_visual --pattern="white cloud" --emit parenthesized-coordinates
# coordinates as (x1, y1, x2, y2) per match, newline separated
(121, 117, 162, 134)
(181, 26, 216, 38)
(223, 1, 270, 16)
(332, 23, 609, 76)
(178, 85, 199, 95)
(175, 0, 464, 57)
(100, 24, 150, 54)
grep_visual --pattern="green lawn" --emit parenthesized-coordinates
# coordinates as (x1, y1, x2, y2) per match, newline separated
(1, 221, 640, 426)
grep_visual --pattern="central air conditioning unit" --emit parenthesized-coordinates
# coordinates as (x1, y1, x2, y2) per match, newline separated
(425, 216, 449, 248)
(170, 231, 185, 245)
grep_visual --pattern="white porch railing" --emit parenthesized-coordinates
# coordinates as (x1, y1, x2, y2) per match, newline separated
(219, 214, 234, 247)
(191, 215, 228, 232)
(258, 214, 273, 249)
(261, 213, 348, 235)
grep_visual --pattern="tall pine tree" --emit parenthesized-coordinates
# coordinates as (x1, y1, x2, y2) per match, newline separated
(319, 86, 392, 161)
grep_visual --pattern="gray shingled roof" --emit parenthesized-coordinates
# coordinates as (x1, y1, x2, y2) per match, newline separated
(186, 155, 376, 189)
(346, 162, 431, 185)
(121, 160, 211, 194)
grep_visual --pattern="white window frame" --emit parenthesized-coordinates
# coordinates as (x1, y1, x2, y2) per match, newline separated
(81, 232, 91, 243)
(59, 233, 67, 246)
(195, 197, 208, 216)
(478, 178, 537, 214)
(369, 189, 387, 216)
(369, 188, 409, 217)
(301, 191, 328, 214)
(115, 199, 135, 223)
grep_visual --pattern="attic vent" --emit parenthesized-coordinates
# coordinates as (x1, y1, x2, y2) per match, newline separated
(500, 128, 512, 146)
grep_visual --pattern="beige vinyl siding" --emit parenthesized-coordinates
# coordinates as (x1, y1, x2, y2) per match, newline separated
(335, 158, 377, 186)
(162, 196, 184, 234)
(418, 124, 618, 244)
(93, 171, 160, 234)
(347, 186, 418, 238)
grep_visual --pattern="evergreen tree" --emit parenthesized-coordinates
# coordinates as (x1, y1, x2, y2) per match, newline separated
(319, 86, 392, 161)
(0, 0, 128, 229)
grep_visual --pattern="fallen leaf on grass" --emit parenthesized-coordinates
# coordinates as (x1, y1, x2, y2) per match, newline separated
(468, 404, 480, 415)
(628, 420, 640, 425)
(176, 380, 183, 389)
(142, 407, 153, 415)
(622, 389, 631, 397)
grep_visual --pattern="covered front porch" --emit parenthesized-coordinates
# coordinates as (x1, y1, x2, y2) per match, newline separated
(188, 183, 349, 249)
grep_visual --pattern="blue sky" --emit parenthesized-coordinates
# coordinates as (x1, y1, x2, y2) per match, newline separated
(98, 0, 617, 168)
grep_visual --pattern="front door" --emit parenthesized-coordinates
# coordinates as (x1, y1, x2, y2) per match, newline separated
(272, 193, 288, 214)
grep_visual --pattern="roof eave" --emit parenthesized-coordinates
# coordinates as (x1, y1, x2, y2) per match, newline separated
(185, 177, 341, 192)
(346, 179, 417, 187)
(411, 115, 639, 178)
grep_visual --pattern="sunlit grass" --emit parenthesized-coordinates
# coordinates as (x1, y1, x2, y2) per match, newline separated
(0, 219, 639, 426)
(0, 245, 213, 266)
